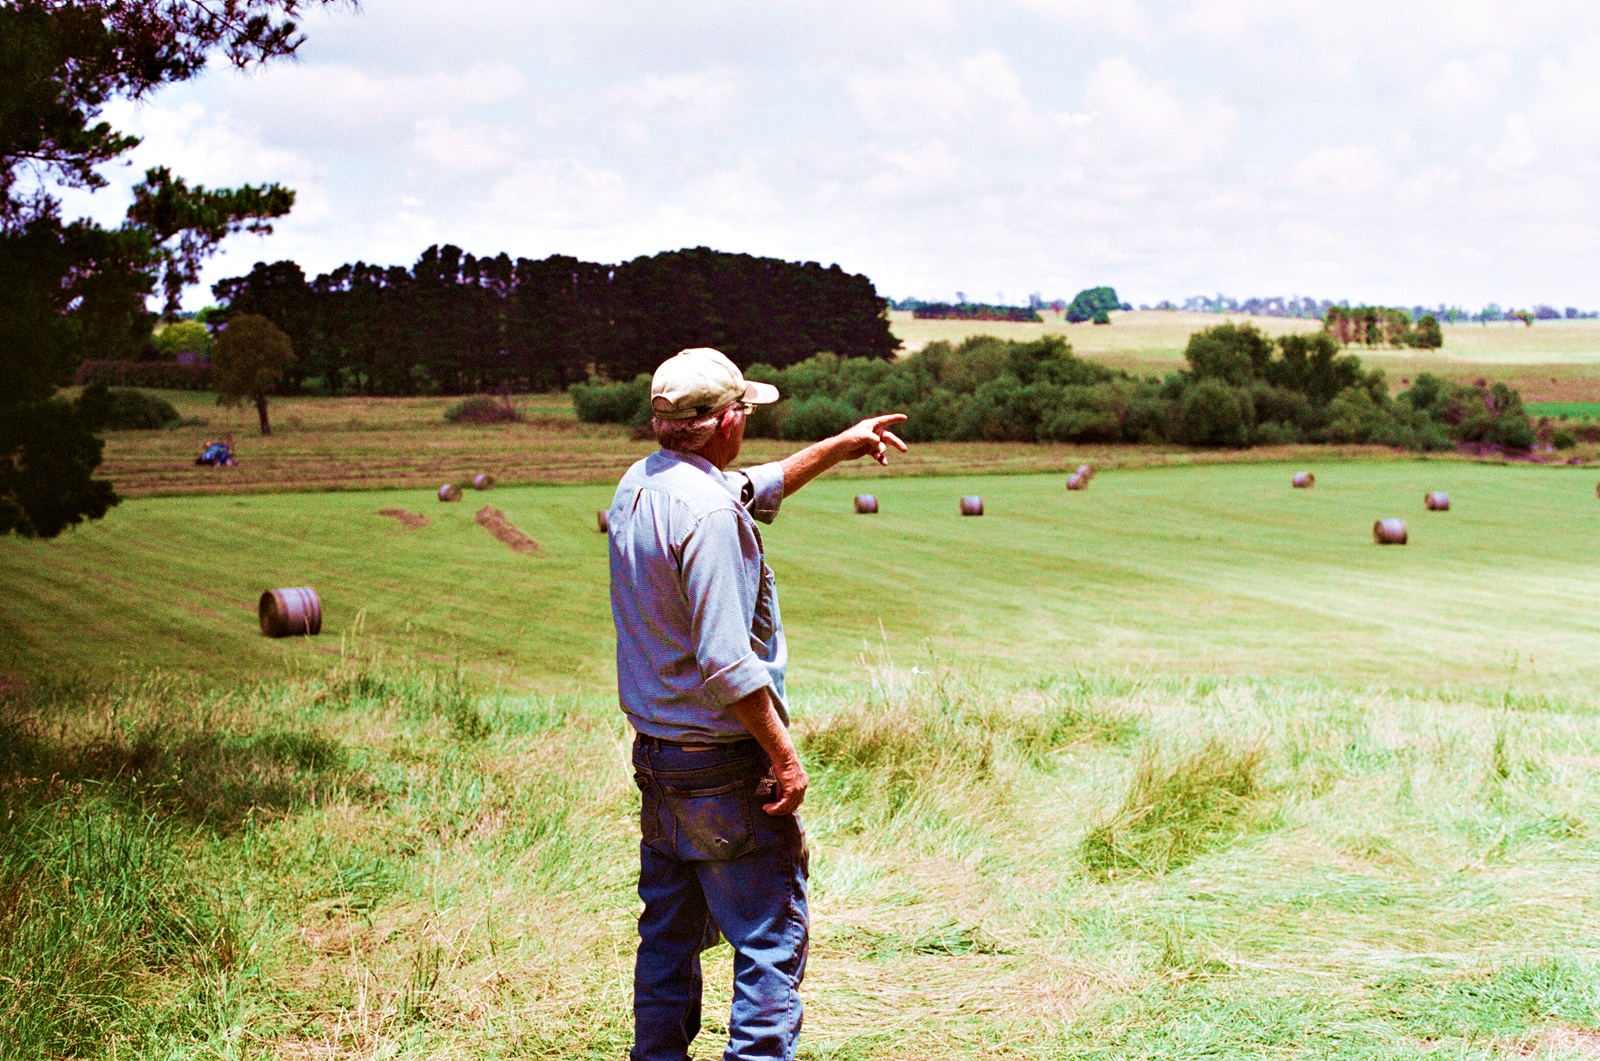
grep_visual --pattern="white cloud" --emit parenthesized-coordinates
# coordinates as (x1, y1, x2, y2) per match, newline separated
(1423, 54, 1511, 111)
(1011, 0, 1152, 40)
(1293, 145, 1389, 195)
(1060, 57, 1236, 179)
(611, 70, 739, 125)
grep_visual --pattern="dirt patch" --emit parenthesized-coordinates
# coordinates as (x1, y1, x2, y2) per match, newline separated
(378, 507, 428, 529)
(474, 505, 539, 554)
(1504, 1027, 1600, 1057)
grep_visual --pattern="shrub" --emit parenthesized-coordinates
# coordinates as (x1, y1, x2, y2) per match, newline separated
(1079, 738, 1268, 877)
(444, 395, 522, 424)
(1552, 428, 1577, 450)
(102, 388, 181, 430)
(780, 395, 859, 441)
(1177, 379, 1249, 446)
(570, 375, 651, 426)
(75, 360, 212, 390)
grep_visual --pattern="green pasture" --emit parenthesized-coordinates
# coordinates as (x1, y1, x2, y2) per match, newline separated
(5, 459, 1600, 1059)
(4, 460, 1598, 697)
(1530, 401, 1600, 421)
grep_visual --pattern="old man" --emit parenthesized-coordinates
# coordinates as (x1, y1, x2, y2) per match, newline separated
(608, 347, 906, 1061)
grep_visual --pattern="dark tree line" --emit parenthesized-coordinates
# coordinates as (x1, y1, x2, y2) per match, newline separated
(214, 245, 899, 395)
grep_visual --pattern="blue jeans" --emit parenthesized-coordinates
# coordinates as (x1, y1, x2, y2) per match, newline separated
(631, 735, 810, 1061)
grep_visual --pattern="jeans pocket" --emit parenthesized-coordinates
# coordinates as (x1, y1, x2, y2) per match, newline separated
(660, 777, 756, 860)
(634, 771, 664, 847)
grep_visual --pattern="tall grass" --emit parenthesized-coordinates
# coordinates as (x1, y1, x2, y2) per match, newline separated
(2, 659, 1598, 1059)
(1079, 737, 1269, 878)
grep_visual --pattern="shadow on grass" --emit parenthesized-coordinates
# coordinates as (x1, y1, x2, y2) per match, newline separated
(0, 669, 368, 832)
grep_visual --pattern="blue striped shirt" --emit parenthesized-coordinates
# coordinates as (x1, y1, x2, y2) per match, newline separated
(608, 450, 788, 742)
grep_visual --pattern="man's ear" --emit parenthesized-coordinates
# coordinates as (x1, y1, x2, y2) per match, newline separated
(717, 406, 741, 436)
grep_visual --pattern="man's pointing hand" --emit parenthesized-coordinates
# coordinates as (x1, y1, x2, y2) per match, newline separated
(838, 414, 909, 466)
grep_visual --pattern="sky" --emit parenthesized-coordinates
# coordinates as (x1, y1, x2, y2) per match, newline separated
(63, 0, 1600, 310)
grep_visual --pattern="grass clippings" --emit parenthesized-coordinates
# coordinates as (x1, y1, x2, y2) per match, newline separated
(474, 504, 539, 554)
(377, 507, 427, 529)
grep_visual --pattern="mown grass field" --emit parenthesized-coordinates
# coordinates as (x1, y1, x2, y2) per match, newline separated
(95, 388, 1493, 499)
(7, 462, 1600, 694)
(6, 457, 1600, 1057)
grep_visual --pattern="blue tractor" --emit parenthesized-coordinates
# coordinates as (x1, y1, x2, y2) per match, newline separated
(195, 440, 235, 467)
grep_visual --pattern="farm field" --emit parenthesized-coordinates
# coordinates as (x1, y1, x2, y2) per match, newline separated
(892, 310, 1600, 401)
(4, 461, 1600, 1059)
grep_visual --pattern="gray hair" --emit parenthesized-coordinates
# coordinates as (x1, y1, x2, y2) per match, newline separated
(652, 407, 727, 453)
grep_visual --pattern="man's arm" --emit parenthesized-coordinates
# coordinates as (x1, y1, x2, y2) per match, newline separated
(730, 685, 807, 815)
(779, 414, 908, 497)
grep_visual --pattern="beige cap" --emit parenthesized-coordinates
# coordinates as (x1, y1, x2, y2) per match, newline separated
(649, 347, 781, 420)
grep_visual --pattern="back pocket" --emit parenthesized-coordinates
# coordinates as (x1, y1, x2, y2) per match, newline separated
(660, 777, 756, 861)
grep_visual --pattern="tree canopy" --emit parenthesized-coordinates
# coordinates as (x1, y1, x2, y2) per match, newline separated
(213, 313, 294, 435)
(0, 0, 337, 537)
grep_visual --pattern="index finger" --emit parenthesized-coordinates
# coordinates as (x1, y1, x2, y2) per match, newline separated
(867, 413, 908, 431)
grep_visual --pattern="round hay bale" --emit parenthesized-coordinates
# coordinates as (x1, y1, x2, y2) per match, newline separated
(960, 496, 984, 516)
(1292, 471, 1315, 489)
(597, 509, 610, 533)
(1424, 491, 1450, 511)
(438, 483, 462, 502)
(473, 473, 495, 491)
(854, 495, 878, 514)
(1066, 473, 1088, 491)
(1373, 518, 1408, 545)
(259, 587, 322, 638)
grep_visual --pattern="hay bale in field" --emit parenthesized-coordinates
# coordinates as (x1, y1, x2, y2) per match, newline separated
(854, 495, 878, 514)
(378, 507, 427, 529)
(960, 496, 984, 516)
(1292, 471, 1315, 488)
(259, 587, 321, 637)
(597, 509, 610, 533)
(1424, 491, 1450, 511)
(1066, 473, 1088, 491)
(1373, 518, 1408, 545)
(473, 473, 495, 491)
(475, 505, 539, 554)
(438, 483, 463, 502)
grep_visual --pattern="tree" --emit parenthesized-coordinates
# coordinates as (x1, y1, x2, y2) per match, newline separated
(1409, 314, 1443, 349)
(213, 313, 294, 435)
(1065, 286, 1122, 323)
(1, 0, 342, 537)
(151, 318, 212, 359)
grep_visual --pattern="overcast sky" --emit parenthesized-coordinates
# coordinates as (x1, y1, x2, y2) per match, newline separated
(67, 0, 1600, 310)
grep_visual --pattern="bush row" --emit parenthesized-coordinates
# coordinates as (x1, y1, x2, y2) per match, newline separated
(75, 360, 213, 391)
(572, 323, 1534, 451)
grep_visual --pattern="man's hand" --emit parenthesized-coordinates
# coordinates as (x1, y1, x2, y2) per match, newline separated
(730, 686, 807, 815)
(836, 414, 909, 467)
(781, 413, 910, 495)
(764, 752, 808, 816)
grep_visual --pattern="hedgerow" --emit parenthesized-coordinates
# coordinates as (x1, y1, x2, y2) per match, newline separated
(572, 323, 1534, 451)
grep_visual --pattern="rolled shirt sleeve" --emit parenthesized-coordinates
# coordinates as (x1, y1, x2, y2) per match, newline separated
(739, 461, 785, 525)
(677, 508, 773, 707)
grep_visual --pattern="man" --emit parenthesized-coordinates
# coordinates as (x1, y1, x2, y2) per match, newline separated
(608, 347, 907, 1061)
